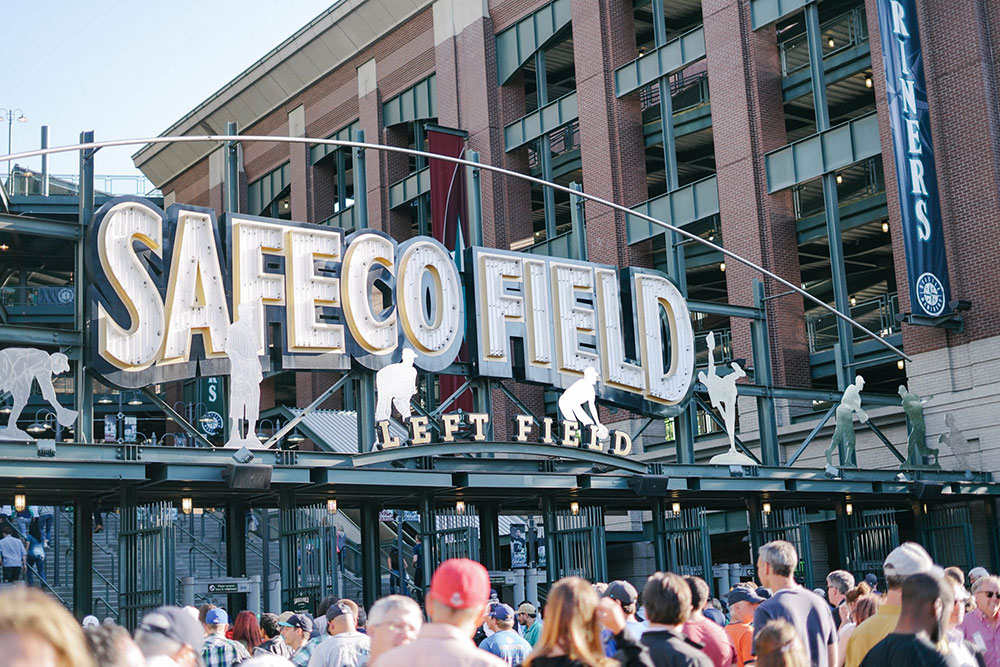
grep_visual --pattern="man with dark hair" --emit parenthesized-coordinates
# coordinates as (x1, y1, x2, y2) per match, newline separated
(281, 613, 315, 665)
(0, 524, 26, 582)
(754, 540, 838, 667)
(847, 542, 933, 667)
(85, 624, 146, 667)
(601, 580, 646, 656)
(859, 572, 955, 667)
(479, 604, 531, 666)
(255, 612, 294, 659)
(682, 576, 736, 667)
(640, 571, 713, 666)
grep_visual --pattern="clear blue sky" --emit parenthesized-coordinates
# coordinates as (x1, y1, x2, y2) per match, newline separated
(3, 0, 335, 179)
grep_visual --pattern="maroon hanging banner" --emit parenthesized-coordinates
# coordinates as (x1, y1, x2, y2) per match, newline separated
(426, 125, 472, 412)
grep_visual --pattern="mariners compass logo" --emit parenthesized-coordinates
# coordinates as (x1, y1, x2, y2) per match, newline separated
(915, 272, 946, 317)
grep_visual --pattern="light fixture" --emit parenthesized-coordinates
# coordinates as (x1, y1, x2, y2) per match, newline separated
(283, 201, 290, 209)
(181, 497, 193, 515)
(897, 359, 905, 370)
(923, 503, 928, 514)
(256, 429, 270, 443)
(719, 261, 726, 272)
(570, 501, 579, 516)
(455, 500, 466, 515)
(836, 173, 843, 185)
(16, 114, 27, 123)
(97, 395, 113, 405)
(14, 494, 26, 513)
(865, 74, 873, 88)
(762, 502, 772, 514)
(707, 232, 715, 242)
(828, 37, 835, 48)
(0, 243, 8, 251)
(286, 431, 305, 445)
(327, 499, 338, 514)
(0, 404, 10, 414)
(27, 421, 46, 434)
(845, 503, 854, 515)
(850, 296, 856, 307)
(127, 392, 143, 406)
(882, 221, 889, 233)
(671, 502, 681, 514)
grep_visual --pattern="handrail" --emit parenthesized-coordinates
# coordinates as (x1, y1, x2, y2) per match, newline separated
(189, 543, 226, 576)
(4, 522, 68, 605)
(93, 597, 120, 621)
(173, 519, 224, 563)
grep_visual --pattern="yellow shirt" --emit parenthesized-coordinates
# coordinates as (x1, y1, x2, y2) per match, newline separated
(845, 603, 901, 667)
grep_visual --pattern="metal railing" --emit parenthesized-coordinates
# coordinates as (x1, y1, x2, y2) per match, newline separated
(0, 286, 75, 307)
(639, 70, 710, 115)
(806, 293, 899, 353)
(695, 328, 733, 368)
(779, 6, 868, 77)
(793, 156, 884, 219)
(526, 120, 580, 170)
(4, 170, 161, 198)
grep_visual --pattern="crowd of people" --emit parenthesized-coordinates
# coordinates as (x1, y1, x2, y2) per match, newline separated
(0, 539, 997, 667)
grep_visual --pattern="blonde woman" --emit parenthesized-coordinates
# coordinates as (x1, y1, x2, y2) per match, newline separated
(523, 577, 652, 667)
(755, 619, 809, 667)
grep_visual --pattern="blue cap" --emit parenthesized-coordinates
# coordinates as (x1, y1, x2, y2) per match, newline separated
(205, 608, 229, 625)
(490, 604, 514, 621)
(726, 587, 765, 606)
(278, 613, 313, 633)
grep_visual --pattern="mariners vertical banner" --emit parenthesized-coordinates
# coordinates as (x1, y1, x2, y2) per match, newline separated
(876, 0, 951, 317)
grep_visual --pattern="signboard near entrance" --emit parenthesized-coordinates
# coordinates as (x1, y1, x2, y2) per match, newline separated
(86, 197, 696, 417)
(875, 0, 951, 318)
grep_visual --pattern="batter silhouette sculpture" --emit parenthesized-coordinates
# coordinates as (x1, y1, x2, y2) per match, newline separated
(558, 367, 609, 440)
(375, 348, 418, 422)
(224, 302, 264, 448)
(824, 375, 867, 468)
(899, 385, 938, 468)
(938, 413, 972, 470)
(0, 348, 78, 441)
(698, 331, 754, 466)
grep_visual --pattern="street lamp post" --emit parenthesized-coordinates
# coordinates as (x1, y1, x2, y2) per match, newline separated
(0, 108, 28, 184)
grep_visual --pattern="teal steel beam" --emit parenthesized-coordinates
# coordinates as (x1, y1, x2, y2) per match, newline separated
(383, 74, 436, 127)
(503, 91, 578, 152)
(360, 504, 380, 609)
(76, 130, 95, 444)
(864, 421, 906, 463)
(0, 460, 145, 480)
(614, 26, 706, 97)
(225, 122, 239, 215)
(311, 121, 359, 164)
(764, 113, 880, 192)
(141, 388, 214, 449)
(569, 182, 587, 261)
(263, 372, 354, 449)
(984, 499, 1000, 575)
(353, 130, 368, 228)
(226, 499, 249, 612)
(693, 394, 762, 464)
(73, 497, 94, 619)
(751, 0, 809, 30)
(0, 212, 81, 239)
(753, 281, 781, 465)
(651, 497, 668, 572)
(467, 151, 483, 247)
(313, 468, 453, 487)
(357, 372, 376, 453)
(388, 166, 430, 209)
(351, 442, 648, 473)
(495, 0, 571, 85)
(626, 175, 719, 245)
(0, 324, 81, 346)
(688, 300, 762, 320)
(786, 404, 837, 466)
(796, 193, 887, 244)
(542, 496, 558, 583)
(478, 502, 500, 571)
(783, 48, 872, 102)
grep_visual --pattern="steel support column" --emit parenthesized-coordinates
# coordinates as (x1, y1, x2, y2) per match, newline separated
(985, 499, 1000, 575)
(278, 491, 294, 611)
(360, 504, 380, 610)
(75, 130, 95, 443)
(419, 494, 435, 596)
(834, 501, 851, 571)
(224, 121, 239, 215)
(73, 497, 94, 619)
(746, 496, 764, 559)
(226, 499, 248, 612)
(542, 496, 558, 584)
(753, 280, 781, 465)
(467, 151, 483, 247)
(651, 497, 668, 573)
(357, 372, 376, 453)
(354, 130, 368, 228)
(478, 502, 500, 571)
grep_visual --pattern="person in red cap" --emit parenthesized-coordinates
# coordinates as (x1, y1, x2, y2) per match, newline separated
(376, 558, 507, 667)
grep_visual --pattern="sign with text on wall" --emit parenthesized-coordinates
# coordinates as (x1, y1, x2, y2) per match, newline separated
(85, 196, 696, 421)
(876, 0, 951, 318)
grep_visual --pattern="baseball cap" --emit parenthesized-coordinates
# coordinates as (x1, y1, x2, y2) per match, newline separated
(278, 611, 295, 623)
(205, 608, 229, 625)
(279, 613, 314, 633)
(139, 606, 205, 649)
(884, 542, 934, 577)
(516, 602, 537, 616)
(864, 573, 879, 587)
(726, 587, 765, 606)
(82, 615, 99, 629)
(970, 567, 989, 580)
(325, 602, 353, 621)
(490, 604, 514, 621)
(428, 558, 491, 610)
(604, 580, 638, 606)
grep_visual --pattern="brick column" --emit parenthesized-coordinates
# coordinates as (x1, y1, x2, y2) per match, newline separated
(703, 0, 809, 401)
(569, 0, 648, 267)
(357, 59, 386, 231)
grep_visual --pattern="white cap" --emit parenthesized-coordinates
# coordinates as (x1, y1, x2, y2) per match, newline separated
(82, 615, 99, 628)
(969, 567, 989, 581)
(884, 542, 933, 577)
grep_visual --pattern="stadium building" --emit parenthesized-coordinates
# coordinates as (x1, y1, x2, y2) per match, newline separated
(2, 0, 1000, 625)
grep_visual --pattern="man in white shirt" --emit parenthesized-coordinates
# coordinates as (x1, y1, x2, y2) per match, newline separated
(307, 601, 371, 667)
(0, 524, 26, 582)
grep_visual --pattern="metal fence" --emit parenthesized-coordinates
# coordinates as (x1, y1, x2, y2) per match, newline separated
(779, 6, 868, 77)
(806, 293, 899, 353)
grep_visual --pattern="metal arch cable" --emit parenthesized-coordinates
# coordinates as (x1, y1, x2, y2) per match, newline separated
(2, 134, 911, 361)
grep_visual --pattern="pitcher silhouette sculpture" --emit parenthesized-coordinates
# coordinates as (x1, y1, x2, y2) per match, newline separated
(558, 367, 609, 440)
(224, 303, 264, 448)
(0, 348, 78, 441)
(375, 348, 419, 422)
(698, 332, 754, 466)
(824, 375, 867, 468)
